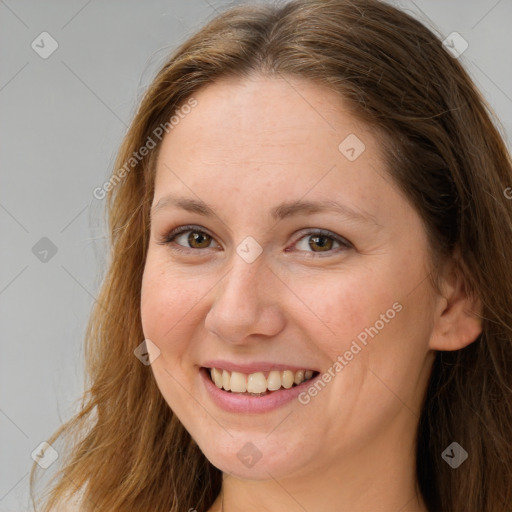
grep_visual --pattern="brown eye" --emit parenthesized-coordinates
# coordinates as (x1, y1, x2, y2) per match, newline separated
(160, 226, 218, 252)
(292, 230, 352, 256)
(308, 235, 334, 252)
(187, 231, 212, 249)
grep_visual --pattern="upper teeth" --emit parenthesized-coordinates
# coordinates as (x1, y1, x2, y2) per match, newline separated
(210, 368, 315, 393)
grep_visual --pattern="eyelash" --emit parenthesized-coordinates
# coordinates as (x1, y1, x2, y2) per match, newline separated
(156, 224, 353, 257)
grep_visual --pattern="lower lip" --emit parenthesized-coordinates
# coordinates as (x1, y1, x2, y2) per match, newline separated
(199, 367, 320, 414)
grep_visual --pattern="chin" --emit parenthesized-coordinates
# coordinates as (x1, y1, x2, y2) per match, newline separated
(194, 429, 314, 481)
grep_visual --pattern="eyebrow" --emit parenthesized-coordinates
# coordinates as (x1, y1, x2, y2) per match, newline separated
(151, 194, 380, 227)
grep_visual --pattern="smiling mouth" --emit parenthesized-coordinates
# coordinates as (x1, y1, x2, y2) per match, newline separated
(204, 367, 320, 396)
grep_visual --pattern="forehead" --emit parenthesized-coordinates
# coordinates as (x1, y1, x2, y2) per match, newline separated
(154, 75, 385, 190)
(164, 75, 364, 146)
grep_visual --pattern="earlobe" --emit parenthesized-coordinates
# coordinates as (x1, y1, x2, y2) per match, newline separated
(428, 260, 483, 351)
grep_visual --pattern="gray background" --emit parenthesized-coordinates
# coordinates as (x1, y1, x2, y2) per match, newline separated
(1, 0, 511, 510)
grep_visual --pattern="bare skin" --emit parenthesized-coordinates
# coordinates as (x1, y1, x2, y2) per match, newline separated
(140, 74, 482, 512)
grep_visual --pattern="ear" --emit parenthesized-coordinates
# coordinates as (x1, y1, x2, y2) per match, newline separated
(429, 255, 483, 351)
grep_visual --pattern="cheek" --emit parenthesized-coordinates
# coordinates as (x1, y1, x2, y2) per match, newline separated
(288, 267, 396, 361)
(140, 257, 204, 361)
(139, 257, 209, 416)
(141, 262, 172, 341)
(290, 256, 433, 387)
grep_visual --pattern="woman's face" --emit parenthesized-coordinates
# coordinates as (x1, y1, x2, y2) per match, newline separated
(141, 75, 438, 481)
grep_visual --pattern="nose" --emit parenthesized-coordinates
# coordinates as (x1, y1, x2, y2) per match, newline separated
(204, 255, 286, 345)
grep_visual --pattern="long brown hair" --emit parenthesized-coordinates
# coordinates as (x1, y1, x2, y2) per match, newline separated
(30, 1, 512, 510)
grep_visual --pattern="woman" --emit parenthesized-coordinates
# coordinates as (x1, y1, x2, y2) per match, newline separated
(31, 1, 512, 511)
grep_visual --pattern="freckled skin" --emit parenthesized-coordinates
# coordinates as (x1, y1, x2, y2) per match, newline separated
(140, 75, 437, 512)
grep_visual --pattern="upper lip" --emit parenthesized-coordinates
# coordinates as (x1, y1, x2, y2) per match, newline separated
(201, 360, 319, 374)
